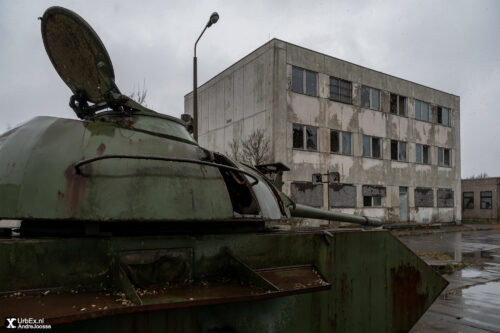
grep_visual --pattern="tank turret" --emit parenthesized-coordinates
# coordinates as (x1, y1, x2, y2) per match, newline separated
(0, 7, 446, 332)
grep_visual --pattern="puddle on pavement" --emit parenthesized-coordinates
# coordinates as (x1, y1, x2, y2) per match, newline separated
(461, 268, 483, 278)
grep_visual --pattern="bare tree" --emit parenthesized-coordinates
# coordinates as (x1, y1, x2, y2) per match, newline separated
(128, 80, 148, 106)
(467, 172, 489, 179)
(228, 129, 271, 165)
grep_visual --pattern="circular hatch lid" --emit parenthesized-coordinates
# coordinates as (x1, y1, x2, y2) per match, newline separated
(41, 6, 120, 104)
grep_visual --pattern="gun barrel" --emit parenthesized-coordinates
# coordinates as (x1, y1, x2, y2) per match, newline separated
(290, 204, 382, 227)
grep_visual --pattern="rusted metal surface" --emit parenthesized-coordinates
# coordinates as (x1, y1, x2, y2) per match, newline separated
(0, 230, 446, 332)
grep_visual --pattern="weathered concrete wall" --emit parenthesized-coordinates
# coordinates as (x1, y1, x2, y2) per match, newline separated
(281, 41, 461, 223)
(184, 41, 277, 157)
(184, 39, 461, 224)
(462, 178, 499, 221)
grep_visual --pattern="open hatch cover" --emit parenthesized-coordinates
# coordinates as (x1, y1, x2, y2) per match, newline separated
(41, 6, 119, 105)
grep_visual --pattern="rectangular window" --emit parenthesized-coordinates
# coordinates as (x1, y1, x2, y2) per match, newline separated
(290, 182, 323, 208)
(363, 136, 381, 158)
(437, 188, 454, 208)
(416, 144, 430, 164)
(292, 66, 317, 96)
(362, 86, 381, 111)
(391, 140, 407, 161)
(390, 94, 407, 116)
(329, 184, 356, 208)
(463, 192, 474, 209)
(438, 147, 451, 166)
(362, 185, 385, 207)
(293, 124, 318, 151)
(415, 100, 430, 122)
(330, 77, 352, 104)
(415, 188, 434, 207)
(438, 106, 450, 126)
(480, 191, 492, 209)
(330, 130, 352, 155)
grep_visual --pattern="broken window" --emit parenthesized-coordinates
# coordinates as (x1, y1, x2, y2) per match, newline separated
(437, 188, 454, 208)
(390, 94, 406, 116)
(329, 184, 356, 208)
(463, 192, 474, 209)
(480, 191, 492, 209)
(291, 182, 323, 208)
(362, 185, 385, 207)
(293, 124, 318, 151)
(437, 106, 451, 126)
(415, 100, 430, 122)
(416, 144, 430, 164)
(291, 66, 317, 96)
(361, 86, 380, 111)
(330, 77, 352, 104)
(330, 130, 352, 155)
(391, 140, 407, 161)
(415, 187, 434, 207)
(363, 135, 381, 158)
(438, 147, 451, 167)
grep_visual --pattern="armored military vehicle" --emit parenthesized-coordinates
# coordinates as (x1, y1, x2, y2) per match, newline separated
(0, 7, 446, 332)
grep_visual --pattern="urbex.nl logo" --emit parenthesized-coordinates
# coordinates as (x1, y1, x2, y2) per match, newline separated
(5, 317, 51, 330)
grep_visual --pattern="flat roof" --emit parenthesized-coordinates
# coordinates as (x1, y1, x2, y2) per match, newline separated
(186, 38, 459, 98)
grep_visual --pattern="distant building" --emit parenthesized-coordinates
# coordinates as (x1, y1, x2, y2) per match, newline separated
(185, 39, 461, 223)
(462, 178, 499, 222)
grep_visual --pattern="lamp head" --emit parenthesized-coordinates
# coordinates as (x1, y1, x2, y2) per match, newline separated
(207, 12, 219, 27)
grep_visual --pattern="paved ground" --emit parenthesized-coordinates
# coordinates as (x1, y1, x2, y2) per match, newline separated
(400, 229, 500, 332)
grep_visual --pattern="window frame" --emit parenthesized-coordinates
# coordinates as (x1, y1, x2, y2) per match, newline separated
(415, 100, 430, 122)
(330, 130, 352, 155)
(437, 106, 451, 127)
(362, 86, 381, 111)
(362, 135, 382, 159)
(363, 196, 383, 207)
(438, 147, 451, 167)
(416, 144, 431, 164)
(390, 93, 407, 117)
(391, 139, 407, 162)
(463, 192, 474, 209)
(480, 191, 492, 209)
(291, 66, 318, 97)
(329, 76, 352, 104)
(292, 123, 318, 151)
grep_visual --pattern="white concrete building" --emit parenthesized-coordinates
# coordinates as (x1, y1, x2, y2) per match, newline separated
(185, 39, 461, 224)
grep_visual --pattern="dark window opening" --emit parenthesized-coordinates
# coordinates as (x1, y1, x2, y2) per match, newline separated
(390, 94, 407, 116)
(363, 135, 381, 158)
(293, 124, 303, 149)
(293, 124, 318, 151)
(480, 191, 492, 209)
(306, 126, 317, 150)
(438, 106, 450, 126)
(463, 192, 474, 209)
(438, 147, 451, 167)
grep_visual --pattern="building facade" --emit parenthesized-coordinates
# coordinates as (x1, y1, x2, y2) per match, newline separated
(185, 39, 461, 223)
(462, 178, 499, 222)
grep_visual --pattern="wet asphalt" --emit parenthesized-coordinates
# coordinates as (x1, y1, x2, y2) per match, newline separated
(400, 229, 500, 333)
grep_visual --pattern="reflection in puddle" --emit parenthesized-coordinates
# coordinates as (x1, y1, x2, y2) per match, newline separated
(461, 268, 482, 278)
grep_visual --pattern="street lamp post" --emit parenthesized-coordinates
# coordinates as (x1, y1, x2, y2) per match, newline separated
(193, 12, 219, 141)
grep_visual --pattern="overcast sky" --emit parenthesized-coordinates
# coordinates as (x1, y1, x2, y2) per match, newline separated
(0, 0, 498, 178)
